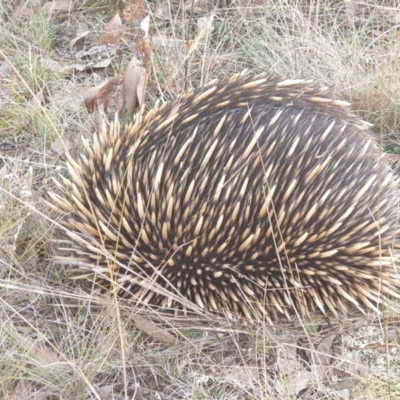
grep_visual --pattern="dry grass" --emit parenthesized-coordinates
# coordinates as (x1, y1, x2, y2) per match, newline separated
(1, 0, 400, 399)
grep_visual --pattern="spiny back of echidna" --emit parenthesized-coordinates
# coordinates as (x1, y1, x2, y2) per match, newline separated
(50, 73, 400, 322)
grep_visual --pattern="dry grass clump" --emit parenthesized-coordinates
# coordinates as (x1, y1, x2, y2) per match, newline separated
(1, 0, 400, 399)
(234, 0, 400, 133)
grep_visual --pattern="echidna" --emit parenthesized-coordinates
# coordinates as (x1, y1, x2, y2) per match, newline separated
(50, 73, 400, 322)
